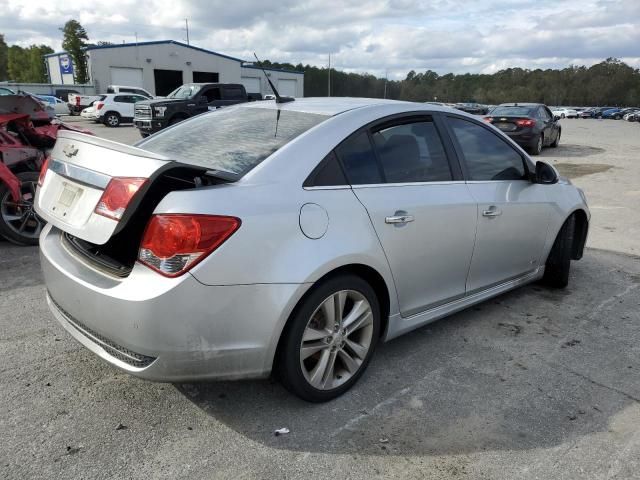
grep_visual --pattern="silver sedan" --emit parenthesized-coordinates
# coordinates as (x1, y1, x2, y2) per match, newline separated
(35, 98, 589, 402)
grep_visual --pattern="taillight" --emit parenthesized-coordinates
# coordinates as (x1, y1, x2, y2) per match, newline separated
(38, 156, 51, 187)
(94, 177, 146, 220)
(75, 96, 80, 105)
(95, 102, 104, 111)
(138, 214, 241, 277)
(483, 116, 493, 123)
(515, 119, 536, 127)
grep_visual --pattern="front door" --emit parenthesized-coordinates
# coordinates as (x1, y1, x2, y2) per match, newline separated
(445, 115, 551, 293)
(336, 116, 478, 317)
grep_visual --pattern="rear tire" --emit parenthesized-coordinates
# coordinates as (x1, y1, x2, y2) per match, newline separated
(542, 215, 576, 288)
(531, 134, 543, 155)
(103, 112, 121, 127)
(278, 275, 381, 402)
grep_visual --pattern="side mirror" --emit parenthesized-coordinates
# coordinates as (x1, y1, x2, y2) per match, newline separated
(553, 115, 560, 121)
(534, 161, 558, 184)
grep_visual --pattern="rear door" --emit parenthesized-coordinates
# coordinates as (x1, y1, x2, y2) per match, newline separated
(445, 115, 551, 293)
(338, 115, 478, 317)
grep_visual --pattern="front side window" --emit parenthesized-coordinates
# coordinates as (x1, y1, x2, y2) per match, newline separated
(371, 120, 452, 183)
(448, 117, 526, 181)
(335, 131, 382, 185)
(140, 106, 328, 177)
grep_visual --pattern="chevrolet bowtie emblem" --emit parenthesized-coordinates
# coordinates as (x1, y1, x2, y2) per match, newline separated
(63, 144, 79, 158)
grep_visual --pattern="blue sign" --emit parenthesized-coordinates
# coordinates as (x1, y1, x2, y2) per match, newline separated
(59, 54, 74, 75)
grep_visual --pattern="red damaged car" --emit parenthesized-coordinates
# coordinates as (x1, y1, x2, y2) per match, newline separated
(0, 94, 91, 245)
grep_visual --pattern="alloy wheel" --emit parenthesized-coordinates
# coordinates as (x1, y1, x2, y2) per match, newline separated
(0, 179, 45, 242)
(299, 290, 374, 390)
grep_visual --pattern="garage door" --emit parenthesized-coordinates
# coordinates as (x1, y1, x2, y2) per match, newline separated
(278, 79, 297, 97)
(241, 77, 261, 94)
(110, 67, 144, 87)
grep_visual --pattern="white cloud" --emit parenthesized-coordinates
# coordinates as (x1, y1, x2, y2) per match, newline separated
(0, 0, 638, 76)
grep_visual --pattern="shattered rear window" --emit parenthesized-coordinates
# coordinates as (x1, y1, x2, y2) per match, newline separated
(139, 106, 329, 177)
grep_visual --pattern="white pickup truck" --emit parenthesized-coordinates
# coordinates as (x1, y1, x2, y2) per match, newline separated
(68, 85, 154, 115)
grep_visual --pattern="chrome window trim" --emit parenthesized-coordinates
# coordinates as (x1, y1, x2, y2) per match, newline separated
(50, 158, 111, 189)
(351, 180, 467, 189)
(303, 185, 352, 191)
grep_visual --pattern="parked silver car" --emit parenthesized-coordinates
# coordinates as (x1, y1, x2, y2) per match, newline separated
(35, 98, 589, 401)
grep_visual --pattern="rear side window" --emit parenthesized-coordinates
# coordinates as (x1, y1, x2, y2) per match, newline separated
(335, 131, 382, 185)
(114, 95, 128, 103)
(304, 151, 347, 187)
(371, 120, 452, 183)
(448, 117, 526, 181)
(140, 106, 328, 177)
(203, 88, 221, 102)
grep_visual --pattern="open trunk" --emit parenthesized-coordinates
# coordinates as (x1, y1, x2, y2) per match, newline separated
(35, 130, 229, 276)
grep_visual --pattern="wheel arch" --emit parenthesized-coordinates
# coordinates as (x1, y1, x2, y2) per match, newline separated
(271, 262, 392, 372)
(571, 208, 589, 260)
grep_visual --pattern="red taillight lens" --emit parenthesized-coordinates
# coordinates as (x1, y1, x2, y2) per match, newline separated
(75, 96, 80, 105)
(94, 177, 146, 220)
(96, 102, 104, 111)
(138, 214, 241, 277)
(483, 116, 493, 123)
(515, 119, 536, 127)
(38, 156, 51, 187)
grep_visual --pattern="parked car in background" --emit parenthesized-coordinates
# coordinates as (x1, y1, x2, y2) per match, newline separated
(94, 93, 149, 127)
(36, 95, 70, 116)
(35, 98, 589, 401)
(552, 107, 578, 119)
(106, 85, 154, 99)
(601, 108, 623, 119)
(484, 103, 561, 155)
(455, 103, 489, 115)
(624, 110, 640, 121)
(133, 83, 248, 137)
(0, 87, 16, 96)
(579, 108, 595, 118)
(588, 106, 616, 118)
(80, 96, 106, 121)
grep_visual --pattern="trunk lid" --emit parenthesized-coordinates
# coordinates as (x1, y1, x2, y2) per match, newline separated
(35, 130, 173, 245)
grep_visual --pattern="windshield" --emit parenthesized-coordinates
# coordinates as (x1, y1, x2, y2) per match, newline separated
(491, 106, 534, 116)
(167, 85, 201, 99)
(140, 106, 329, 177)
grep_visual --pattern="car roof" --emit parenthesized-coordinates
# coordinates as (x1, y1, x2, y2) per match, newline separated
(236, 97, 454, 116)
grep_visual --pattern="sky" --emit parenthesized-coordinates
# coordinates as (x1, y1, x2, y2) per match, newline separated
(1, 0, 639, 79)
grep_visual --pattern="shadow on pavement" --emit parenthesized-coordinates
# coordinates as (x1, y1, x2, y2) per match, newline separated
(176, 249, 640, 456)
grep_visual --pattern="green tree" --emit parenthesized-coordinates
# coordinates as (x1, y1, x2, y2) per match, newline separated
(0, 34, 8, 81)
(60, 19, 89, 84)
(7, 44, 53, 82)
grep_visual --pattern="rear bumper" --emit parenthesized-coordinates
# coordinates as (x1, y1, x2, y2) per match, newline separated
(40, 225, 307, 381)
(503, 130, 536, 145)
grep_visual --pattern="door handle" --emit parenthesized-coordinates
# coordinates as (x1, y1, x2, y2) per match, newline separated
(385, 214, 414, 224)
(482, 208, 502, 217)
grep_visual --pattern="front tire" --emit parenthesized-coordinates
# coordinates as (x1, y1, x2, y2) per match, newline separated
(542, 215, 576, 288)
(278, 275, 381, 402)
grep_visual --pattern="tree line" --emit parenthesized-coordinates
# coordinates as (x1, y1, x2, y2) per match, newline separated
(1, 17, 639, 106)
(262, 57, 640, 107)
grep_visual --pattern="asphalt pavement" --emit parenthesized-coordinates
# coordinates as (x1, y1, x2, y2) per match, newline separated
(1, 118, 639, 479)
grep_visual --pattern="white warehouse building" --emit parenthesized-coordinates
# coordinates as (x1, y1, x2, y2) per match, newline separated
(45, 40, 304, 98)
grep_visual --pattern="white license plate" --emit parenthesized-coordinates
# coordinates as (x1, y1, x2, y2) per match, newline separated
(53, 183, 83, 217)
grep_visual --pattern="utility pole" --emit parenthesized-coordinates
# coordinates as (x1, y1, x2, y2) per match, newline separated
(185, 19, 190, 45)
(384, 69, 388, 99)
(328, 54, 331, 97)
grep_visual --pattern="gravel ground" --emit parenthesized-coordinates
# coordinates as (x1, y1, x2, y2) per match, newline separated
(1, 116, 639, 479)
